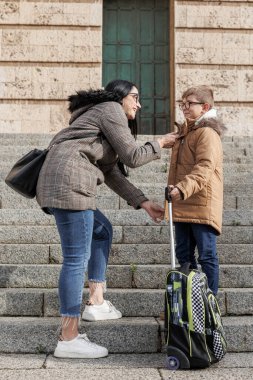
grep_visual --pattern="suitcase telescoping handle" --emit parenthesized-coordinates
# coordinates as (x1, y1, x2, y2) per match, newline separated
(165, 187, 176, 270)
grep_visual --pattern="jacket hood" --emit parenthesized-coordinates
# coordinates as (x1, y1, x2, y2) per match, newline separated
(195, 108, 217, 124)
(176, 109, 226, 137)
(194, 116, 227, 136)
(68, 89, 121, 124)
(68, 90, 119, 112)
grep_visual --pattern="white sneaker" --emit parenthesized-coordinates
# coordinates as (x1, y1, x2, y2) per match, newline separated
(82, 300, 122, 321)
(54, 333, 108, 358)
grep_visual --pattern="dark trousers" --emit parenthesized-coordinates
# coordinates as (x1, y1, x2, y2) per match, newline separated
(174, 222, 219, 295)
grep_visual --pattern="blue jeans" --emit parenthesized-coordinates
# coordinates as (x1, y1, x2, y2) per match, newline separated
(51, 208, 113, 317)
(174, 222, 219, 295)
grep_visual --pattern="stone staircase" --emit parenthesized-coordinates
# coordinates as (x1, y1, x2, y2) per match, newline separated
(0, 134, 252, 354)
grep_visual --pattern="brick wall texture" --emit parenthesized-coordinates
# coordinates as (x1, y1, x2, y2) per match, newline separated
(0, 0, 102, 134)
(0, 0, 252, 135)
(175, 0, 253, 136)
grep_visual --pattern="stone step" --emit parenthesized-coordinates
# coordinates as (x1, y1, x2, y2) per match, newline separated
(1, 179, 253, 207)
(0, 317, 159, 354)
(108, 183, 253, 197)
(222, 210, 253, 225)
(1, 138, 252, 169)
(0, 287, 252, 318)
(1, 243, 252, 265)
(1, 145, 252, 162)
(1, 209, 253, 227)
(0, 353, 251, 378)
(0, 315, 252, 353)
(130, 162, 253, 174)
(0, 154, 167, 166)
(0, 264, 252, 289)
(2, 166, 253, 184)
(0, 132, 252, 145)
(1, 146, 253, 169)
(54, 243, 253, 266)
(222, 156, 253, 164)
(120, 195, 253, 211)
(2, 150, 253, 166)
(129, 171, 253, 183)
(0, 225, 252, 245)
(2, 150, 253, 170)
(2, 186, 252, 211)
(0, 132, 250, 143)
(0, 134, 161, 147)
(0, 288, 165, 318)
(119, 226, 253, 244)
(0, 134, 52, 146)
(0, 352, 168, 375)
(0, 147, 168, 161)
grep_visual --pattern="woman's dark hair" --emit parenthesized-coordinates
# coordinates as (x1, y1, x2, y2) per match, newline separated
(68, 79, 138, 138)
(105, 80, 138, 176)
(105, 79, 137, 139)
(68, 79, 139, 176)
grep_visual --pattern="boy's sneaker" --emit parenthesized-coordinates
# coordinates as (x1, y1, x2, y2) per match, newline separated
(54, 333, 108, 358)
(82, 300, 122, 321)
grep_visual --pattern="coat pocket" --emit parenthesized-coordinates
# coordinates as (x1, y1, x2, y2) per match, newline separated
(72, 175, 97, 197)
(72, 159, 98, 197)
(184, 186, 208, 206)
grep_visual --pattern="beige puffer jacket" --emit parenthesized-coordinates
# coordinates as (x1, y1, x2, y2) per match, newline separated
(168, 116, 225, 234)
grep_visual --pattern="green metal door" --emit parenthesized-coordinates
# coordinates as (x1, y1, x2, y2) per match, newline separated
(103, 0, 170, 135)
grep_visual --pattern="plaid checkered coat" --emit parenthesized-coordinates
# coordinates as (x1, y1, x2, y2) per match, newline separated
(36, 102, 161, 212)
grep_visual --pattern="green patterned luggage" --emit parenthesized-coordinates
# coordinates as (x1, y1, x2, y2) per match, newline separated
(164, 188, 227, 370)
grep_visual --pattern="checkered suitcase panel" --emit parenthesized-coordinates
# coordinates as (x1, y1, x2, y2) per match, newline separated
(208, 293, 227, 360)
(191, 273, 205, 333)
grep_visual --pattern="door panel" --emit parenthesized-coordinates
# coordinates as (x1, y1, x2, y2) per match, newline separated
(103, 0, 169, 135)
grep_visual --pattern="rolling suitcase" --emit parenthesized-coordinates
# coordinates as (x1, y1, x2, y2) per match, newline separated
(164, 187, 227, 370)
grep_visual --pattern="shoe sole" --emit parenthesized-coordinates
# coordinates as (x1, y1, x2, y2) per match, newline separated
(82, 312, 122, 321)
(54, 349, 108, 359)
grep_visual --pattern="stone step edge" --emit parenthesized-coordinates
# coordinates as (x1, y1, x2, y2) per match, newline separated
(1, 181, 253, 188)
(1, 243, 251, 245)
(0, 135, 251, 144)
(0, 287, 251, 319)
(0, 315, 252, 354)
(0, 316, 160, 354)
(0, 315, 252, 321)
(1, 263, 252, 268)
(0, 352, 251, 370)
(2, 287, 252, 292)
(1, 210, 253, 226)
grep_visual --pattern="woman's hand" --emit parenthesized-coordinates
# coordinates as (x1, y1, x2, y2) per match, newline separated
(157, 132, 179, 149)
(140, 200, 164, 223)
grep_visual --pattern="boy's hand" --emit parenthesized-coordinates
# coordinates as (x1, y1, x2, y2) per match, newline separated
(157, 132, 179, 149)
(168, 185, 183, 201)
(140, 200, 164, 223)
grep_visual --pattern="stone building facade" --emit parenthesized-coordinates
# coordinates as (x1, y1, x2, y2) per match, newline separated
(0, 0, 252, 136)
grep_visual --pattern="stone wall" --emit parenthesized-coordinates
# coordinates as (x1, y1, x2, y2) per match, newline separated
(0, 0, 102, 133)
(175, 0, 253, 136)
(0, 0, 252, 135)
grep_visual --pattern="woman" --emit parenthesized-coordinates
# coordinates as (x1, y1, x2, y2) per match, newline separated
(36, 79, 178, 358)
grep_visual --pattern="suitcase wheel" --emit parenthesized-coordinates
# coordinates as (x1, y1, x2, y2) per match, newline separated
(166, 346, 190, 369)
(165, 355, 180, 370)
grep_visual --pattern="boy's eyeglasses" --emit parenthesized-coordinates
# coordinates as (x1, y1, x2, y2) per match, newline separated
(129, 93, 140, 103)
(178, 101, 204, 110)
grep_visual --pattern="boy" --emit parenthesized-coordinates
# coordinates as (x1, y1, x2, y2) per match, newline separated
(168, 85, 226, 295)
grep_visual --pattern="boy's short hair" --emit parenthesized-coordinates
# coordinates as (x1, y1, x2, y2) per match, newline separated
(182, 85, 214, 107)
